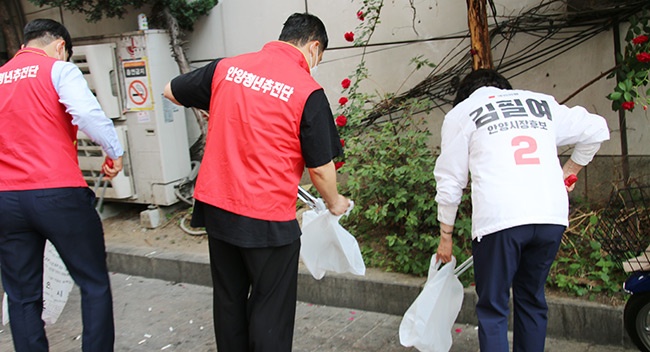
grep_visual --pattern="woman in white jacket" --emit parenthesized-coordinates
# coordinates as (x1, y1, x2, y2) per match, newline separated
(434, 69, 610, 352)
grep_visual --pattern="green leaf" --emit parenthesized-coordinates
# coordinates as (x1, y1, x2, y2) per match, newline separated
(589, 241, 601, 250)
(609, 91, 622, 101)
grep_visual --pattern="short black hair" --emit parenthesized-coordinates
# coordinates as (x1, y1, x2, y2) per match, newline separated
(23, 19, 73, 59)
(278, 13, 328, 51)
(453, 69, 512, 106)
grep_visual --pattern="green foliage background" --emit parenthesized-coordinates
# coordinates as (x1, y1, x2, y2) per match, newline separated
(28, 0, 218, 30)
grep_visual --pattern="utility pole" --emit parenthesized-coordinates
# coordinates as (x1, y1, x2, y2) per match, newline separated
(612, 21, 630, 185)
(466, 0, 493, 70)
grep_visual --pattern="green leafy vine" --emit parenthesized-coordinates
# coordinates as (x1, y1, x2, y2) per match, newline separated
(608, 7, 650, 112)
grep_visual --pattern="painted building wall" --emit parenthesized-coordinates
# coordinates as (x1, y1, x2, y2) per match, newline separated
(180, 0, 644, 157)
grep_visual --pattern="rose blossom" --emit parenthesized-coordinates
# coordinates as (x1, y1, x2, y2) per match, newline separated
(621, 101, 635, 110)
(339, 97, 349, 105)
(344, 32, 355, 42)
(357, 11, 365, 21)
(636, 52, 650, 63)
(335, 161, 345, 170)
(335, 115, 347, 127)
(632, 35, 649, 45)
(340, 139, 345, 147)
(341, 78, 351, 89)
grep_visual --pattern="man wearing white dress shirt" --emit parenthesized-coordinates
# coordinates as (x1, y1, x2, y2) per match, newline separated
(0, 18, 123, 352)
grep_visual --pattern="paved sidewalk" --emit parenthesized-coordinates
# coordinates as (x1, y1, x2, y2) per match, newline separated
(0, 273, 640, 351)
(104, 242, 638, 348)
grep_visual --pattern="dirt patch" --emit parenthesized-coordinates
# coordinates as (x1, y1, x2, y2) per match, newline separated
(102, 203, 208, 256)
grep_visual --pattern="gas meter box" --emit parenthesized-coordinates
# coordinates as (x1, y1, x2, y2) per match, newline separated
(72, 30, 192, 207)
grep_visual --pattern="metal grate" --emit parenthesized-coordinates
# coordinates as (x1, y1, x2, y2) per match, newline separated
(594, 186, 650, 273)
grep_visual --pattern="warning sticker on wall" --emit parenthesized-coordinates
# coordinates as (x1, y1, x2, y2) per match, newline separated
(123, 58, 153, 110)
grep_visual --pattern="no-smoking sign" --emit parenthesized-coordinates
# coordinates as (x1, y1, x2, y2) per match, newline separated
(129, 80, 148, 105)
(123, 58, 153, 110)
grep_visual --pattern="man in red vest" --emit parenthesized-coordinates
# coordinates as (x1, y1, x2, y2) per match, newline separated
(164, 12, 350, 352)
(0, 19, 123, 351)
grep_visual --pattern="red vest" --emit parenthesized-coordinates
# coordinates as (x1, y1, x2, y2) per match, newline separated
(194, 41, 321, 221)
(0, 48, 86, 191)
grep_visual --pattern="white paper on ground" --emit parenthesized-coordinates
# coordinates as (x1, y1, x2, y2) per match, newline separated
(2, 240, 74, 326)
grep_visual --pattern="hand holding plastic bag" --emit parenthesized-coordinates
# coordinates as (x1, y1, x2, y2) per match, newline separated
(300, 198, 365, 280)
(399, 254, 464, 352)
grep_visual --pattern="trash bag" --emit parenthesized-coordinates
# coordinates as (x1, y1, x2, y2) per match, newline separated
(300, 199, 365, 280)
(399, 254, 464, 352)
(2, 240, 74, 326)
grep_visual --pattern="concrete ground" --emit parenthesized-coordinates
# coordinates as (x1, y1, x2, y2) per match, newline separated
(0, 273, 640, 352)
(0, 203, 642, 351)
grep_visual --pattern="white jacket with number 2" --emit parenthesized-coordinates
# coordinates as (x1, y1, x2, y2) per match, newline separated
(434, 86, 610, 241)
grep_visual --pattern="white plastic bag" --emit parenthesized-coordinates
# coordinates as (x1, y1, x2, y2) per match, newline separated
(300, 199, 365, 280)
(399, 254, 464, 352)
(2, 240, 74, 326)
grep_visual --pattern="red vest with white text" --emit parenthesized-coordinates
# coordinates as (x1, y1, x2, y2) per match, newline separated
(194, 41, 322, 221)
(0, 48, 87, 191)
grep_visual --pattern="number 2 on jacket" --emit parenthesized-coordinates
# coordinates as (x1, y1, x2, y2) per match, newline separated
(512, 135, 540, 165)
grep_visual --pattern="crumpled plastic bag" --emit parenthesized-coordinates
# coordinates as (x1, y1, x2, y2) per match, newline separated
(300, 198, 365, 280)
(399, 254, 464, 352)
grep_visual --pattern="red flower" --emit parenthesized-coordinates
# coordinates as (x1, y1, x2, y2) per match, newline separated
(344, 32, 355, 42)
(357, 11, 365, 21)
(636, 52, 650, 63)
(644, 105, 648, 111)
(632, 35, 649, 45)
(335, 161, 345, 170)
(621, 101, 635, 110)
(341, 78, 351, 89)
(335, 115, 347, 127)
(340, 139, 345, 147)
(339, 97, 349, 105)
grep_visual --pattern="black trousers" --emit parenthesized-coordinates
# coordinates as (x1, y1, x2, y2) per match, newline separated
(208, 236, 300, 352)
(0, 187, 114, 352)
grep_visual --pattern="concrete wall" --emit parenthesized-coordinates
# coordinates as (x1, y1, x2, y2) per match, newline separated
(21, 1, 144, 37)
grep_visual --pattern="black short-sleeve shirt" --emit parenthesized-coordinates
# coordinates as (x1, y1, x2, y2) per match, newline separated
(172, 58, 343, 248)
